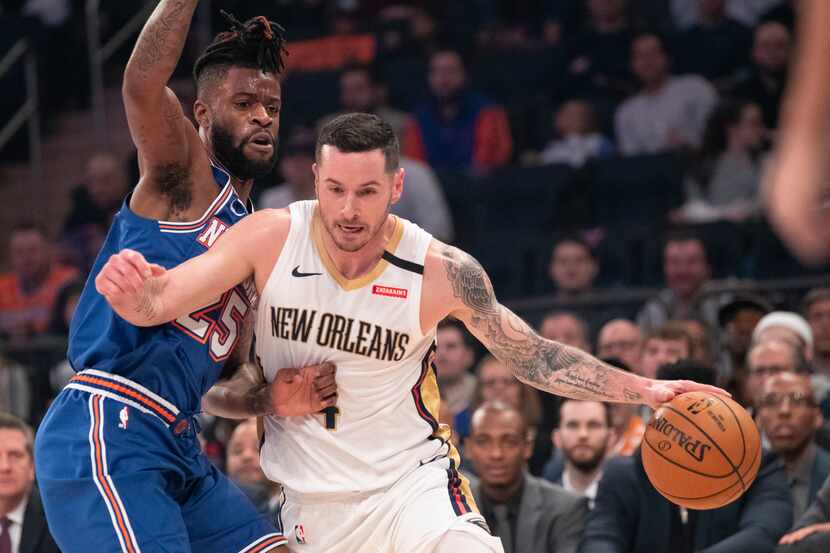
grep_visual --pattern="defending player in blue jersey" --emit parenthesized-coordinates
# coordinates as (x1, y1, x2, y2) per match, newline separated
(33, 4, 337, 553)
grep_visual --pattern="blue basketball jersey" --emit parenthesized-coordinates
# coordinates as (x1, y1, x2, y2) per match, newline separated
(69, 165, 255, 415)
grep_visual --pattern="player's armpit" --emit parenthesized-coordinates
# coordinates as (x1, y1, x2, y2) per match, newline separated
(436, 244, 723, 407)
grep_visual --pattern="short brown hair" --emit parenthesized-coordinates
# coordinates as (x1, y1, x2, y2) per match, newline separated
(644, 322, 695, 357)
(0, 411, 34, 458)
(316, 112, 400, 172)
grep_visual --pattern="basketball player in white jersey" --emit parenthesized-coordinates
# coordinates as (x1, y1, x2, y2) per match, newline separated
(96, 113, 725, 553)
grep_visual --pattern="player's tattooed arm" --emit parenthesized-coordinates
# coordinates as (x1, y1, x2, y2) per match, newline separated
(123, 0, 198, 169)
(439, 245, 727, 407)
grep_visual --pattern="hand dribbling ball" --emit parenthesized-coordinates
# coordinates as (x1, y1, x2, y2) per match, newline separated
(642, 391, 761, 510)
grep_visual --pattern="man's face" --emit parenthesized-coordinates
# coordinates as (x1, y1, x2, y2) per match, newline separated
(725, 308, 765, 356)
(597, 320, 642, 371)
(199, 67, 282, 180)
(466, 409, 529, 488)
(314, 146, 402, 253)
(86, 154, 128, 211)
(0, 429, 34, 506)
(756, 373, 820, 458)
(10, 229, 50, 281)
(631, 35, 669, 87)
(479, 358, 522, 407)
(549, 241, 597, 294)
(747, 341, 797, 400)
(280, 152, 316, 196)
(664, 240, 710, 299)
(554, 401, 612, 473)
(808, 298, 830, 357)
(640, 338, 689, 378)
(753, 23, 791, 74)
(428, 51, 466, 101)
(340, 70, 375, 112)
(226, 421, 266, 486)
(436, 327, 474, 383)
(540, 315, 590, 352)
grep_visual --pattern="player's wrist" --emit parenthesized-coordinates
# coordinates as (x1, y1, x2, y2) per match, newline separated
(249, 384, 274, 416)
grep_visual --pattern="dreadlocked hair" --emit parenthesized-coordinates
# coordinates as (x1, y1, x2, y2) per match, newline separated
(193, 11, 287, 91)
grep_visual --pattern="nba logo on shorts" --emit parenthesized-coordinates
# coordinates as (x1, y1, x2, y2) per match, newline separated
(118, 406, 129, 430)
(294, 524, 306, 544)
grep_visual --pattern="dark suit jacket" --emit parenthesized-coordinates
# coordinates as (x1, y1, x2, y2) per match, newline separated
(469, 473, 588, 553)
(777, 449, 830, 553)
(579, 450, 792, 553)
(20, 488, 61, 553)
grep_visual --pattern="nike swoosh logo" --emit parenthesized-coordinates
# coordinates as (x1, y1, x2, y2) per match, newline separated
(292, 266, 323, 278)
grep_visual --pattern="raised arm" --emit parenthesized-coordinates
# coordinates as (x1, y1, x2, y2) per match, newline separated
(429, 244, 724, 408)
(95, 209, 288, 327)
(122, 0, 199, 171)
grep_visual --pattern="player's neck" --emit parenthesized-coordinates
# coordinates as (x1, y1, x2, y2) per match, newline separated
(231, 177, 254, 204)
(319, 214, 396, 280)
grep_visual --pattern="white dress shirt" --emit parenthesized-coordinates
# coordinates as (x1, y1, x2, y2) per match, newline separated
(5, 495, 29, 553)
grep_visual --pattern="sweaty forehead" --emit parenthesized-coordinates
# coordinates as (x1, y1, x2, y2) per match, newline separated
(220, 67, 281, 97)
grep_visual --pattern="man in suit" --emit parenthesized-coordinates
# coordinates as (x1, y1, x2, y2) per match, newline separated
(465, 401, 587, 553)
(0, 412, 59, 553)
(579, 360, 793, 553)
(756, 372, 830, 524)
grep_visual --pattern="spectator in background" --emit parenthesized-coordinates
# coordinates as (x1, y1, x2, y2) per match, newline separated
(601, 359, 647, 458)
(760, 0, 799, 31)
(548, 236, 599, 300)
(539, 99, 615, 168)
(639, 323, 693, 379)
(258, 127, 316, 209)
(435, 318, 477, 430)
(673, 0, 752, 84)
(562, 0, 636, 102)
(670, 0, 785, 29)
(63, 153, 128, 233)
(753, 311, 814, 360)
(615, 32, 718, 155)
(597, 319, 643, 373)
(468, 355, 546, 475)
(805, 289, 830, 382)
(755, 373, 830, 524)
(545, 400, 615, 509)
(466, 401, 587, 553)
(225, 419, 278, 517)
(718, 294, 773, 405)
(391, 157, 455, 242)
(730, 21, 792, 129)
(579, 360, 793, 553)
(0, 412, 60, 553)
(637, 233, 720, 332)
(540, 311, 592, 353)
(317, 63, 411, 147)
(675, 318, 715, 367)
(746, 338, 808, 411)
(0, 223, 78, 342)
(404, 47, 513, 173)
(672, 99, 767, 225)
(779, 481, 830, 552)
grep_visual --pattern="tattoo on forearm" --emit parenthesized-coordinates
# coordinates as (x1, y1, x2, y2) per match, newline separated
(442, 245, 640, 403)
(131, 0, 195, 77)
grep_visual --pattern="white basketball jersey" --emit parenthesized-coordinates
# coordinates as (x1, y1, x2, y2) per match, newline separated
(255, 200, 452, 498)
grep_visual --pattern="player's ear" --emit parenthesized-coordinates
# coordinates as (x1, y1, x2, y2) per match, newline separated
(193, 98, 210, 130)
(390, 167, 404, 205)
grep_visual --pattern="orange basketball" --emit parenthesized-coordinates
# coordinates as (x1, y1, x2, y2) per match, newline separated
(641, 391, 761, 510)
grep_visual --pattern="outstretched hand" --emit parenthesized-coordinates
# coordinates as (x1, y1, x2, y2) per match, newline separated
(271, 362, 337, 417)
(779, 523, 830, 545)
(644, 379, 730, 410)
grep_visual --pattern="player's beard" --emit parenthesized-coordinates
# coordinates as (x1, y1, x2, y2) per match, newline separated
(320, 198, 392, 253)
(211, 124, 277, 180)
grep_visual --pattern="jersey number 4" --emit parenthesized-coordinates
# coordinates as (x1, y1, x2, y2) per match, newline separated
(173, 288, 250, 362)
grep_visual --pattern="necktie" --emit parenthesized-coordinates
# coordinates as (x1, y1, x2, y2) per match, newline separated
(0, 516, 11, 553)
(492, 504, 514, 553)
